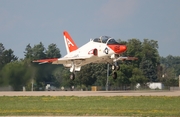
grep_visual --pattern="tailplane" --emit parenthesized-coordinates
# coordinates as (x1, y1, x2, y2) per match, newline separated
(63, 31, 78, 53)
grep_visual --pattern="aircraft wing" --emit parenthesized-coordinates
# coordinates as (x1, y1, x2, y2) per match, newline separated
(52, 57, 89, 64)
(32, 56, 90, 64)
(33, 56, 137, 65)
(33, 58, 59, 64)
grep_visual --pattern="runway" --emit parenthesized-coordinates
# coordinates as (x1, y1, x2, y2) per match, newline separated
(0, 90, 180, 96)
(1, 91, 180, 117)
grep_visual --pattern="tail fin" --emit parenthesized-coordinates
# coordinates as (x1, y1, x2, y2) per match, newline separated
(63, 31, 78, 53)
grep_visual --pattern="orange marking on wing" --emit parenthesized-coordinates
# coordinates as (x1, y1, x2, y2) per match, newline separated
(33, 58, 58, 63)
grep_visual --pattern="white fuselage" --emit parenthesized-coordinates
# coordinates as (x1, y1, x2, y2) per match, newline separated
(62, 40, 114, 68)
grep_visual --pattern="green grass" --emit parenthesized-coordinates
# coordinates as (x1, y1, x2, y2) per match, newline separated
(0, 96, 180, 116)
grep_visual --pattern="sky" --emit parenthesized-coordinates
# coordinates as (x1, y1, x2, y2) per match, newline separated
(0, 0, 180, 58)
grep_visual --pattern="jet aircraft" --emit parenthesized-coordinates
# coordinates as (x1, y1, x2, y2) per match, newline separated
(33, 31, 137, 80)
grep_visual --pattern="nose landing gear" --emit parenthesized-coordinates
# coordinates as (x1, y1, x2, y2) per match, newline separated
(112, 71, 117, 79)
(111, 62, 120, 80)
(112, 65, 120, 71)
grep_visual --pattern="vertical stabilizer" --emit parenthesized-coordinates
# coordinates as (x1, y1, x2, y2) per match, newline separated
(63, 31, 78, 53)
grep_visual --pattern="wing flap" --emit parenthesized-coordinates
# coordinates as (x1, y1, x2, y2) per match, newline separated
(52, 57, 89, 64)
(33, 56, 91, 64)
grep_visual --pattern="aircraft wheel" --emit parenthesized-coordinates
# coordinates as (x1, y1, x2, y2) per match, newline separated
(112, 65, 116, 70)
(112, 72, 117, 79)
(70, 73, 75, 80)
(112, 65, 120, 70)
(116, 65, 120, 70)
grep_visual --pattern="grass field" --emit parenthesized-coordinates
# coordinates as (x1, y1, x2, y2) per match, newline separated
(0, 96, 180, 116)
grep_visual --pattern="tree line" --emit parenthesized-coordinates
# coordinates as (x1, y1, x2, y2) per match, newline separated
(0, 39, 179, 91)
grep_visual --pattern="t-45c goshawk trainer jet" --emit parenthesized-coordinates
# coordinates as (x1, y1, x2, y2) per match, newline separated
(33, 31, 137, 80)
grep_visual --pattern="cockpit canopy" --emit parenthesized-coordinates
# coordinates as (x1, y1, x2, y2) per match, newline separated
(92, 36, 120, 45)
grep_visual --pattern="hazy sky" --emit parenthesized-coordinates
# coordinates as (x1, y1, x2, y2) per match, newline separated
(0, 0, 179, 58)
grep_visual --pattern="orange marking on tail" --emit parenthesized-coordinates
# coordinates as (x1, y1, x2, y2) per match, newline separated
(63, 31, 78, 53)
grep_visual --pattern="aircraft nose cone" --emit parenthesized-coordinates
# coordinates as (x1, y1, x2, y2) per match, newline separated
(120, 45, 127, 52)
(107, 44, 127, 54)
(114, 45, 127, 54)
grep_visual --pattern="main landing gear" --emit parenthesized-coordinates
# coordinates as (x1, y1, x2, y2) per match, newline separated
(69, 61, 120, 80)
(70, 73, 75, 80)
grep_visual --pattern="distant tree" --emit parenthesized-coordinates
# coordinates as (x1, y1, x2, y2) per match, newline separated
(125, 39, 142, 67)
(141, 39, 159, 65)
(1, 60, 32, 90)
(160, 67, 178, 88)
(162, 55, 180, 76)
(139, 39, 160, 82)
(126, 39, 142, 57)
(159, 55, 180, 87)
(75, 64, 98, 87)
(52, 66, 67, 88)
(32, 42, 46, 60)
(0, 43, 18, 86)
(140, 58, 157, 82)
(54, 67, 78, 90)
(1, 49, 18, 64)
(0, 43, 17, 69)
(0, 43, 5, 55)
(23, 42, 63, 90)
(46, 43, 61, 58)
(117, 64, 133, 87)
(24, 44, 33, 60)
(130, 68, 148, 89)
(0, 43, 5, 69)
(91, 63, 107, 87)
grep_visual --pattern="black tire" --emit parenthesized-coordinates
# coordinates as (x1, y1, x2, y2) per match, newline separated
(116, 65, 120, 70)
(70, 73, 75, 80)
(112, 72, 117, 79)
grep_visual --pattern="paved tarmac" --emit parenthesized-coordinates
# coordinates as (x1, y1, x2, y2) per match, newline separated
(0, 90, 180, 96)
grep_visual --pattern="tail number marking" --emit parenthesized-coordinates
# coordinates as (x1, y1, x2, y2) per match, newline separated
(66, 38, 74, 47)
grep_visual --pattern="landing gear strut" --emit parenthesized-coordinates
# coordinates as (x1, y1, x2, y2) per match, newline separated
(111, 61, 120, 80)
(70, 61, 76, 80)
